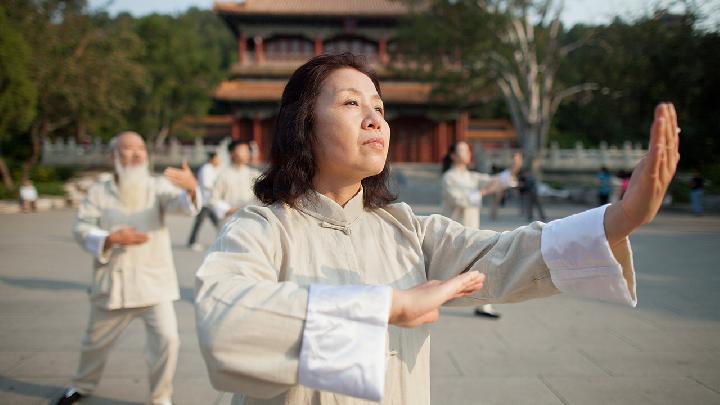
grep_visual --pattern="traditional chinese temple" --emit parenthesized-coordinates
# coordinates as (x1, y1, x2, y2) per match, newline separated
(209, 0, 517, 162)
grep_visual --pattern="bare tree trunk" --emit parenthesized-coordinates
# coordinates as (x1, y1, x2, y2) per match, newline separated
(21, 121, 45, 182)
(0, 157, 14, 189)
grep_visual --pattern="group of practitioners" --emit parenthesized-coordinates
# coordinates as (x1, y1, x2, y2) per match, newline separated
(56, 53, 679, 405)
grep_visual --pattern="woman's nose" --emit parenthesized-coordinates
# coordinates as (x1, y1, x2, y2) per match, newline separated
(361, 110, 382, 130)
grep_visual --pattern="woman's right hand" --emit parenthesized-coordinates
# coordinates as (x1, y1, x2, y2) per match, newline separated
(389, 271, 485, 328)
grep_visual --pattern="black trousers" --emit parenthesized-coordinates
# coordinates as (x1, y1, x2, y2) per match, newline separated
(187, 206, 219, 245)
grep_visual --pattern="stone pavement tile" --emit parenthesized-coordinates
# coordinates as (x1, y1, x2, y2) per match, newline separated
(449, 347, 608, 378)
(579, 349, 720, 377)
(430, 377, 563, 405)
(430, 348, 463, 377)
(172, 378, 224, 405)
(608, 323, 720, 352)
(690, 374, 720, 395)
(0, 377, 66, 405)
(0, 352, 37, 375)
(81, 377, 147, 404)
(6, 351, 78, 378)
(0, 325, 84, 351)
(543, 376, 720, 405)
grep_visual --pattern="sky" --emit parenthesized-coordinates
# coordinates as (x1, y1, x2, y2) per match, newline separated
(87, 0, 718, 27)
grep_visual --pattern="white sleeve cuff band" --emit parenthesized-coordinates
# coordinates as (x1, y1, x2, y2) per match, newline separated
(541, 204, 636, 307)
(299, 284, 392, 401)
(85, 229, 111, 264)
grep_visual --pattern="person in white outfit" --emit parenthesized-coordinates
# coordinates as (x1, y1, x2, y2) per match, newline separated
(56, 131, 201, 405)
(441, 141, 522, 318)
(211, 140, 261, 220)
(194, 53, 680, 405)
(187, 151, 221, 250)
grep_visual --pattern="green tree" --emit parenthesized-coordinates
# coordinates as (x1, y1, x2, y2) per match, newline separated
(129, 9, 231, 149)
(398, 0, 596, 169)
(0, 6, 37, 188)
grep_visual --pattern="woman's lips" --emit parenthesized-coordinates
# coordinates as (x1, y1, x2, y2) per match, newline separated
(362, 137, 385, 149)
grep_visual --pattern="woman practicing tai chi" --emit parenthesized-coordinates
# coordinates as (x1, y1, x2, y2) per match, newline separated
(195, 53, 680, 405)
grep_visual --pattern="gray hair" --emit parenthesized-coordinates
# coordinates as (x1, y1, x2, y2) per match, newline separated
(109, 131, 144, 152)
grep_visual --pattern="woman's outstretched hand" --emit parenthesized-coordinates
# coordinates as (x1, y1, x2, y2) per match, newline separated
(389, 271, 485, 328)
(604, 102, 680, 245)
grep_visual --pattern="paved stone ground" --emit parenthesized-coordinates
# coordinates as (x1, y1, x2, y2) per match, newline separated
(1, 199, 719, 404)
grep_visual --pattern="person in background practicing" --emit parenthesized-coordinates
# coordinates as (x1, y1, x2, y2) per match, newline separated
(211, 140, 261, 220)
(19, 179, 39, 213)
(55, 131, 200, 405)
(187, 151, 221, 251)
(441, 142, 522, 319)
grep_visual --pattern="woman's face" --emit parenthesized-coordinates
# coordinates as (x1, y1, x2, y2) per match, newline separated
(312, 68, 390, 183)
(453, 142, 472, 166)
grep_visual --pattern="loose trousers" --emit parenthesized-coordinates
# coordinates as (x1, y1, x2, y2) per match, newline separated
(72, 301, 179, 404)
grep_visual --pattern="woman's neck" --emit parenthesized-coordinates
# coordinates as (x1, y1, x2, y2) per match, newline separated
(452, 162, 468, 171)
(312, 174, 362, 207)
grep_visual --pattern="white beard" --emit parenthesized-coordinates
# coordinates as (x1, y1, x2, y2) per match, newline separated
(115, 157, 150, 212)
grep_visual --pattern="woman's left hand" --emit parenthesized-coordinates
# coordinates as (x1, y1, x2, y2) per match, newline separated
(604, 102, 680, 244)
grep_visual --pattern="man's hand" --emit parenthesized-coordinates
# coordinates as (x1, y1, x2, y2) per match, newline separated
(164, 160, 198, 204)
(604, 102, 680, 245)
(389, 271, 485, 328)
(104, 227, 149, 250)
(164, 160, 198, 193)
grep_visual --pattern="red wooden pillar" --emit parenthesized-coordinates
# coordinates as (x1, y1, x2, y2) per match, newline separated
(254, 36, 264, 64)
(238, 32, 247, 64)
(378, 37, 388, 65)
(252, 116, 263, 162)
(455, 112, 468, 142)
(231, 118, 241, 140)
(314, 37, 323, 56)
(436, 121, 448, 161)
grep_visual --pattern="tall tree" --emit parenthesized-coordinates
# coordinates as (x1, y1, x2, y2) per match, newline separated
(0, 6, 37, 188)
(4, 0, 145, 180)
(399, 0, 595, 170)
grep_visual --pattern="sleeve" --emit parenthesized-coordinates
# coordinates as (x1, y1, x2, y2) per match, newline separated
(418, 207, 636, 306)
(210, 173, 232, 219)
(442, 174, 481, 208)
(155, 177, 201, 215)
(195, 209, 392, 401)
(72, 185, 112, 264)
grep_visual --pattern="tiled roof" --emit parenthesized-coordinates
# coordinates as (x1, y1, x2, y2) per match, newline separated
(214, 0, 410, 17)
(213, 79, 434, 104)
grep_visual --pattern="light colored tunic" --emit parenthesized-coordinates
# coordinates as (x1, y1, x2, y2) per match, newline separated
(441, 167, 514, 228)
(73, 176, 199, 309)
(198, 162, 220, 206)
(211, 165, 262, 219)
(195, 189, 636, 405)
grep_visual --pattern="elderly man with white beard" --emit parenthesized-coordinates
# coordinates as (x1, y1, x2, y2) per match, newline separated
(55, 131, 201, 405)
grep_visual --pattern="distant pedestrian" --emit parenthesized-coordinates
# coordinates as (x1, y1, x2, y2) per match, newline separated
(19, 179, 38, 213)
(690, 170, 704, 215)
(596, 167, 612, 205)
(187, 152, 222, 251)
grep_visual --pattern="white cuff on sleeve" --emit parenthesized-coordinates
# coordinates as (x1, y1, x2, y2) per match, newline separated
(299, 284, 392, 402)
(179, 186, 202, 214)
(540, 204, 637, 307)
(213, 200, 231, 220)
(498, 169, 518, 188)
(468, 190, 482, 207)
(85, 229, 111, 264)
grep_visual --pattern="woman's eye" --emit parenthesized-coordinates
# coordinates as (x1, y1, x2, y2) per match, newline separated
(344, 100, 359, 106)
(375, 107, 384, 115)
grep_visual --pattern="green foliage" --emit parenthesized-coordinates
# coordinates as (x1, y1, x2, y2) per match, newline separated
(0, 6, 37, 139)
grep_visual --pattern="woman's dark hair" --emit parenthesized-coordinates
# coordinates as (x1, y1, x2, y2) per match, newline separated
(254, 53, 396, 209)
(441, 142, 461, 173)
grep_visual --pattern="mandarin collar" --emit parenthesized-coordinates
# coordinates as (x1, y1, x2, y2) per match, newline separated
(296, 187, 365, 226)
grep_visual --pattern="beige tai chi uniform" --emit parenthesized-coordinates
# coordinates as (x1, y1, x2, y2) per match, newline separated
(195, 189, 636, 405)
(211, 165, 261, 220)
(72, 176, 200, 404)
(441, 166, 515, 228)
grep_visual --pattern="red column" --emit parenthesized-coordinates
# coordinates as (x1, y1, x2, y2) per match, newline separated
(379, 37, 388, 65)
(254, 36, 264, 64)
(252, 116, 263, 162)
(238, 32, 247, 64)
(455, 112, 468, 142)
(436, 121, 448, 161)
(231, 118, 241, 140)
(314, 37, 323, 56)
